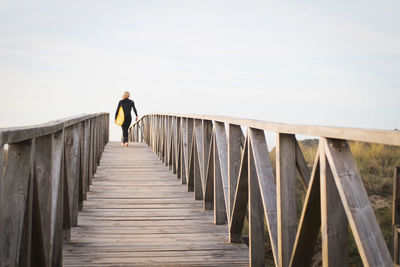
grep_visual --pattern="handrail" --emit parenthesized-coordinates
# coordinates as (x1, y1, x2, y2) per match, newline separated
(0, 112, 108, 145)
(129, 113, 398, 267)
(0, 113, 109, 267)
(132, 113, 400, 146)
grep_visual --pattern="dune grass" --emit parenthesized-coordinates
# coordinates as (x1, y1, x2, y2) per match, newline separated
(245, 139, 400, 265)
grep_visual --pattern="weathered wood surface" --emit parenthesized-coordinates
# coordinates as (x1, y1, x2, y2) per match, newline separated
(62, 142, 249, 266)
(0, 113, 108, 267)
(0, 113, 108, 146)
(128, 114, 396, 267)
(150, 113, 400, 146)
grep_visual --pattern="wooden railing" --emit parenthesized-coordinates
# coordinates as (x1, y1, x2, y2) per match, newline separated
(129, 113, 400, 267)
(0, 113, 109, 267)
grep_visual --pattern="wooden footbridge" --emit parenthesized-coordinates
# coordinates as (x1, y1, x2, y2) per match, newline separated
(1, 113, 400, 266)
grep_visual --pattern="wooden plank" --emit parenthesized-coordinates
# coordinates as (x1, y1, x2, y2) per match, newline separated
(248, 139, 265, 267)
(50, 130, 64, 267)
(276, 133, 297, 267)
(320, 139, 348, 266)
(0, 140, 33, 267)
(229, 135, 249, 243)
(64, 124, 81, 227)
(173, 117, 180, 175)
(171, 118, 176, 173)
(228, 124, 242, 219)
(19, 158, 34, 267)
(248, 128, 279, 266)
(149, 113, 400, 146)
(186, 118, 194, 184)
(63, 142, 249, 266)
(79, 122, 86, 208)
(34, 134, 55, 267)
(168, 118, 174, 170)
(0, 113, 107, 146)
(214, 122, 229, 218)
(324, 138, 392, 266)
(214, 133, 227, 224)
(180, 118, 187, 184)
(194, 119, 204, 179)
(289, 150, 321, 267)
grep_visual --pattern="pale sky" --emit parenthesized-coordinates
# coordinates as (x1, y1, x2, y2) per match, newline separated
(1, 0, 399, 142)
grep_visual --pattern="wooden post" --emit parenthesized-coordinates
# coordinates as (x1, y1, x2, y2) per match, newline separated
(82, 120, 90, 202)
(228, 124, 242, 219)
(214, 130, 227, 224)
(171, 117, 177, 174)
(393, 166, 400, 264)
(181, 118, 188, 184)
(324, 138, 391, 266)
(175, 117, 181, 178)
(248, 128, 279, 266)
(319, 138, 348, 267)
(20, 147, 34, 267)
(214, 122, 229, 219)
(0, 140, 33, 267)
(248, 138, 265, 267)
(186, 118, 194, 185)
(194, 120, 204, 200)
(64, 124, 81, 227)
(168, 116, 173, 170)
(33, 134, 53, 267)
(276, 133, 297, 267)
(50, 130, 64, 267)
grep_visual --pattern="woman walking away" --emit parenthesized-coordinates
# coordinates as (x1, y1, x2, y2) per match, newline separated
(115, 91, 138, 147)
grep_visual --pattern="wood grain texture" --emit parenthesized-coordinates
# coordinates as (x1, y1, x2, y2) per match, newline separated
(320, 139, 348, 267)
(248, 140, 265, 267)
(62, 142, 249, 266)
(137, 113, 400, 146)
(276, 133, 297, 267)
(0, 140, 33, 267)
(228, 124, 242, 219)
(324, 138, 392, 266)
(214, 133, 227, 225)
(248, 128, 279, 266)
(0, 113, 108, 146)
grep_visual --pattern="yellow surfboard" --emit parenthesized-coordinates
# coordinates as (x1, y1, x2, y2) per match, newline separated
(115, 106, 125, 126)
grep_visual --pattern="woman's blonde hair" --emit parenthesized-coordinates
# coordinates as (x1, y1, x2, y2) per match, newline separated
(123, 91, 130, 99)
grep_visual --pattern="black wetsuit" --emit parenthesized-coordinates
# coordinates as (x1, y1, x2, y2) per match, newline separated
(115, 98, 138, 143)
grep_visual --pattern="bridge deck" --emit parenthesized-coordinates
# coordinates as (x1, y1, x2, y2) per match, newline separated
(62, 142, 249, 266)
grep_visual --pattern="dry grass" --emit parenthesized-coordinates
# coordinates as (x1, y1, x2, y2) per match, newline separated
(265, 139, 400, 265)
